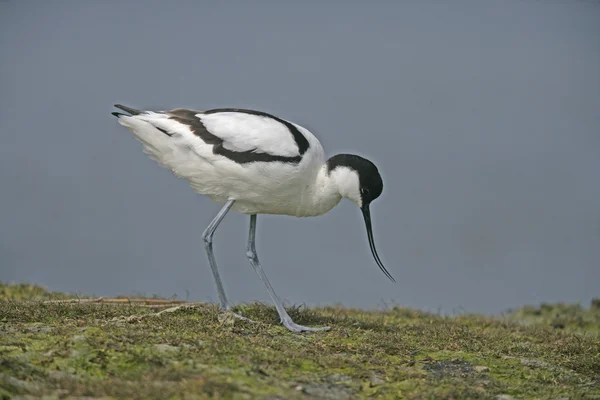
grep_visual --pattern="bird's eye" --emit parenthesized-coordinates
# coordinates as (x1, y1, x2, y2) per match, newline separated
(361, 188, 369, 195)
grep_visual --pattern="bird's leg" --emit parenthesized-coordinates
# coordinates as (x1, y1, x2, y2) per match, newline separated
(246, 214, 330, 333)
(201, 200, 252, 323)
(202, 200, 235, 310)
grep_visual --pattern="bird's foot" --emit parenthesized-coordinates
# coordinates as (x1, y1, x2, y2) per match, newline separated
(282, 318, 330, 333)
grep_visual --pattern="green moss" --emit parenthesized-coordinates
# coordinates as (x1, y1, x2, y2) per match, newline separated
(0, 281, 76, 301)
(506, 300, 600, 333)
(1, 284, 599, 399)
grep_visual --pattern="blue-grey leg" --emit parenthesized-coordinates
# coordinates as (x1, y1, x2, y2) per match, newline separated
(201, 200, 236, 310)
(246, 214, 330, 332)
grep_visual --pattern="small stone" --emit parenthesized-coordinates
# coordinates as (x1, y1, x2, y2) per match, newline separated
(126, 315, 143, 323)
(153, 344, 178, 353)
(327, 373, 352, 383)
(520, 358, 551, 368)
(294, 385, 303, 391)
(302, 384, 354, 399)
(26, 323, 53, 334)
(496, 395, 520, 400)
(48, 370, 79, 381)
(474, 365, 490, 373)
(70, 335, 86, 343)
(368, 371, 385, 387)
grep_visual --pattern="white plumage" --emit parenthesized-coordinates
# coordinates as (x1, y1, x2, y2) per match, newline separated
(115, 107, 340, 216)
(111, 104, 393, 332)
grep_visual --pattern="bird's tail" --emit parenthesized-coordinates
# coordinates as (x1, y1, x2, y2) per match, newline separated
(111, 104, 146, 118)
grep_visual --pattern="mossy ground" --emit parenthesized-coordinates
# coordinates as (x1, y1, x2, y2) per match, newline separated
(1, 282, 599, 400)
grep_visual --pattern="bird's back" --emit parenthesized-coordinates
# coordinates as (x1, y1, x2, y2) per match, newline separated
(114, 106, 326, 216)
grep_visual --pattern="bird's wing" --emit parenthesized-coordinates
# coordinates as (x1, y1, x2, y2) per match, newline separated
(113, 105, 313, 165)
(166, 108, 310, 161)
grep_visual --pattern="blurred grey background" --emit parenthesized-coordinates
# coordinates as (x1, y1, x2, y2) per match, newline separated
(1, 0, 599, 314)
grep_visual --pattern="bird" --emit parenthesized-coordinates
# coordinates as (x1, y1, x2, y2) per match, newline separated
(111, 103, 394, 332)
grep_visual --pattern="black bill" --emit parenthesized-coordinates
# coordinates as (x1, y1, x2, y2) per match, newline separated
(361, 205, 395, 282)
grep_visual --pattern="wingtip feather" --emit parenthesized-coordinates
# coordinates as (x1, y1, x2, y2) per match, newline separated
(114, 104, 144, 115)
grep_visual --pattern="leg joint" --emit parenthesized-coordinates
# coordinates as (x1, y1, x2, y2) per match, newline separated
(245, 249, 257, 261)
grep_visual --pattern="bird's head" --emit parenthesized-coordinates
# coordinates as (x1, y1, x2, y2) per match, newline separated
(326, 154, 394, 282)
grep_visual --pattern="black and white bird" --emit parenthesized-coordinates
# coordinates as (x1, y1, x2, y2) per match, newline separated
(111, 104, 394, 332)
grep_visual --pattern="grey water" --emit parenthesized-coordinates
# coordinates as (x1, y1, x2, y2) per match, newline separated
(1, 0, 599, 315)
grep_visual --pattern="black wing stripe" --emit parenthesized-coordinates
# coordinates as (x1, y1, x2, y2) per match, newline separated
(154, 125, 172, 137)
(167, 109, 302, 165)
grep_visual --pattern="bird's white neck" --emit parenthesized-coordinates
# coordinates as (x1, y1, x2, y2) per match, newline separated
(295, 163, 361, 217)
